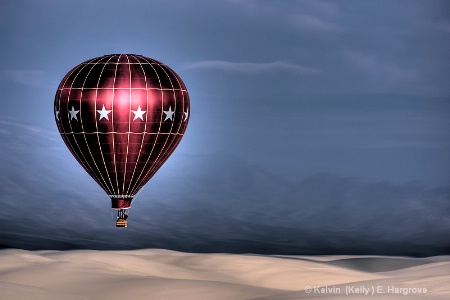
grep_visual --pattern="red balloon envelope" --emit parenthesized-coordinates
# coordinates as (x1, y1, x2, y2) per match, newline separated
(54, 54, 189, 225)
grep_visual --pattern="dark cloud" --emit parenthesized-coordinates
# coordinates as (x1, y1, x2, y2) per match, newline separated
(290, 14, 343, 33)
(184, 60, 321, 73)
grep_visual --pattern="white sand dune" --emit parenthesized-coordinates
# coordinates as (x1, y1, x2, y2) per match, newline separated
(0, 249, 448, 300)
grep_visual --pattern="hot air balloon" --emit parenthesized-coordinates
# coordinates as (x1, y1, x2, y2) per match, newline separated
(54, 54, 190, 227)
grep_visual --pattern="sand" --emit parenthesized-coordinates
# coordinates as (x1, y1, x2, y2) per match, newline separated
(0, 249, 448, 300)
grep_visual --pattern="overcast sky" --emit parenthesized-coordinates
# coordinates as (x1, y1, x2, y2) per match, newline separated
(0, 0, 449, 255)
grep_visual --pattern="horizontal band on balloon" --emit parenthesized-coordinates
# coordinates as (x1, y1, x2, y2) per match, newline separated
(59, 87, 187, 91)
(60, 132, 184, 136)
(77, 62, 167, 65)
(111, 198, 132, 209)
(79, 60, 158, 63)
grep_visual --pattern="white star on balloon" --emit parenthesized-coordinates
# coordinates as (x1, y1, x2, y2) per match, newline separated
(69, 106, 79, 121)
(164, 106, 174, 121)
(55, 109, 59, 120)
(183, 108, 189, 122)
(97, 104, 112, 120)
(131, 105, 146, 121)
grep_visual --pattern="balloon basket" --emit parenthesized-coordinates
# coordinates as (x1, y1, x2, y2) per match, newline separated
(116, 218, 127, 227)
(115, 209, 128, 228)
